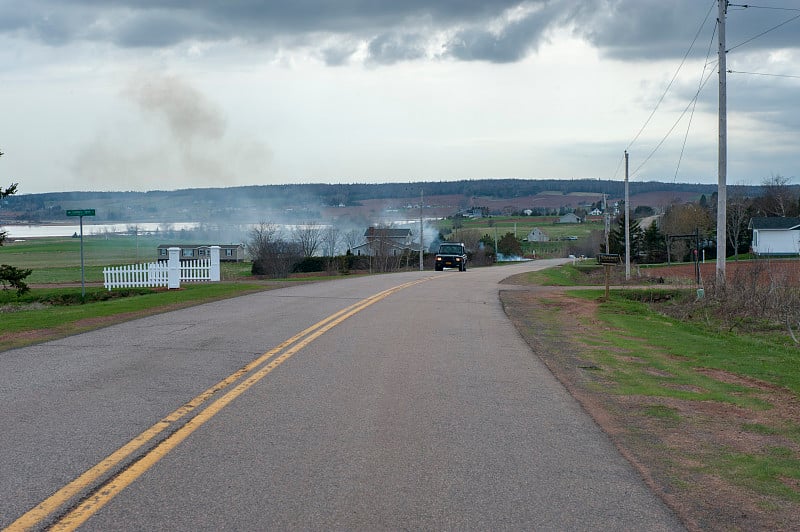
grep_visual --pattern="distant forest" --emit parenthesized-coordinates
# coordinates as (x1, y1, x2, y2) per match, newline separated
(0, 178, 775, 224)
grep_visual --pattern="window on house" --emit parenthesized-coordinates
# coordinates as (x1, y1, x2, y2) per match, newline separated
(226, 248, 233, 257)
(159, 248, 166, 256)
(182, 248, 194, 257)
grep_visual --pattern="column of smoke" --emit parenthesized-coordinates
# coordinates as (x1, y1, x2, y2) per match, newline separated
(126, 74, 272, 188)
(74, 73, 272, 194)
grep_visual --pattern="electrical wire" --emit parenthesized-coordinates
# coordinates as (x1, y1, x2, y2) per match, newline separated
(727, 11, 800, 52)
(630, 66, 717, 179)
(728, 69, 800, 79)
(674, 19, 720, 182)
(624, 0, 717, 152)
(729, 4, 800, 13)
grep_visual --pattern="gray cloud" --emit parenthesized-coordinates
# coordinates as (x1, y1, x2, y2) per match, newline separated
(367, 32, 428, 65)
(2, 1, 797, 64)
(445, 5, 560, 63)
(570, 0, 800, 60)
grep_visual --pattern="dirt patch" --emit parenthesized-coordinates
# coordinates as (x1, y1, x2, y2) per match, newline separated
(502, 287, 800, 531)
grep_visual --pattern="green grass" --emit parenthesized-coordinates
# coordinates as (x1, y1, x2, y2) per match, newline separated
(711, 448, 800, 501)
(441, 216, 604, 241)
(586, 292, 800, 396)
(515, 263, 602, 286)
(0, 283, 269, 351)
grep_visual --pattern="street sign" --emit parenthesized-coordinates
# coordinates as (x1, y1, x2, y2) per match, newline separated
(66, 208, 95, 298)
(66, 209, 95, 217)
(596, 253, 621, 265)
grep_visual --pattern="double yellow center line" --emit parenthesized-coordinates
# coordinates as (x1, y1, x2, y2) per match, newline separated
(7, 276, 434, 531)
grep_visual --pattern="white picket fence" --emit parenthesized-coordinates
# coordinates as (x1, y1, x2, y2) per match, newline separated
(103, 262, 170, 289)
(103, 246, 220, 290)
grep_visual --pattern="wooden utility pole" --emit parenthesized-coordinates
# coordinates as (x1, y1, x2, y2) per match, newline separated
(717, 0, 728, 285)
(419, 189, 424, 271)
(624, 150, 630, 280)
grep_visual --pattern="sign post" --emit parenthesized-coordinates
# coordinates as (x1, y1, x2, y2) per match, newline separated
(66, 209, 96, 299)
(596, 253, 621, 300)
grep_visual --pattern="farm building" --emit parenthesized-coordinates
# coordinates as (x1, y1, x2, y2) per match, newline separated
(157, 244, 246, 262)
(525, 228, 550, 242)
(556, 213, 583, 224)
(749, 217, 800, 256)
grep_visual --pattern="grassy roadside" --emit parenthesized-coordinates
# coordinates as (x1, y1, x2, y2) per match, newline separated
(501, 265, 800, 529)
(0, 283, 272, 352)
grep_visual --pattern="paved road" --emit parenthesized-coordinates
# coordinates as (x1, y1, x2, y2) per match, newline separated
(1, 260, 685, 531)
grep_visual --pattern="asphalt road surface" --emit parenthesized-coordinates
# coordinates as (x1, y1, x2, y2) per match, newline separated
(1, 260, 685, 531)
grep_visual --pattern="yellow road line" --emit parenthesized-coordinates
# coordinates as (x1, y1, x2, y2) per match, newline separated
(6, 277, 432, 532)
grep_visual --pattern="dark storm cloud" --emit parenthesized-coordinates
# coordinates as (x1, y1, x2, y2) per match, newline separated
(2, 0, 798, 63)
(445, 5, 560, 63)
(570, 0, 800, 60)
(367, 32, 428, 65)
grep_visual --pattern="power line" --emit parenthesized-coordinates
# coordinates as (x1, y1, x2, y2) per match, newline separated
(674, 17, 720, 182)
(630, 67, 717, 179)
(625, 0, 716, 152)
(727, 11, 800, 52)
(729, 4, 800, 12)
(728, 69, 800, 79)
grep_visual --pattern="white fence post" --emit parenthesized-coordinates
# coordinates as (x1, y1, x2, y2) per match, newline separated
(210, 246, 221, 282)
(168, 247, 181, 289)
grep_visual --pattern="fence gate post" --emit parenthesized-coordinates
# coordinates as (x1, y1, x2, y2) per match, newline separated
(210, 246, 221, 281)
(168, 247, 181, 289)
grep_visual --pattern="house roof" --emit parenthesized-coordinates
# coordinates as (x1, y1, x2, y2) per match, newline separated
(748, 217, 800, 230)
(156, 243, 243, 249)
(364, 227, 412, 238)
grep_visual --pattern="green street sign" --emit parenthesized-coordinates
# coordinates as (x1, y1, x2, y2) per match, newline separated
(66, 209, 96, 217)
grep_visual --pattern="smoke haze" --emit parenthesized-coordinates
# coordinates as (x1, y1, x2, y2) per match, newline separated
(73, 72, 272, 190)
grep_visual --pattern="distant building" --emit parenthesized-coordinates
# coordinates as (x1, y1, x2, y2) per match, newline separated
(749, 217, 800, 256)
(525, 228, 550, 242)
(589, 208, 603, 216)
(157, 243, 245, 262)
(556, 213, 583, 224)
(351, 227, 414, 257)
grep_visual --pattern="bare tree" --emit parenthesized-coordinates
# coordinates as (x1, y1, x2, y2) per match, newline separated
(342, 228, 363, 253)
(321, 225, 341, 257)
(754, 174, 798, 218)
(726, 189, 751, 260)
(292, 221, 324, 257)
(248, 222, 301, 278)
(662, 202, 714, 261)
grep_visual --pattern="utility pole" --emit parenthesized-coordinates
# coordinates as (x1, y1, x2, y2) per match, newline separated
(419, 188, 424, 271)
(716, 0, 728, 285)
(624, 150, 630, 280)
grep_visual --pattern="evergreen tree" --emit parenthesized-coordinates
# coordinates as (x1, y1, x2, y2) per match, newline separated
(641, 221, 667, 264)
(608, 215, 643, 260)
(1, 149, 32, 294)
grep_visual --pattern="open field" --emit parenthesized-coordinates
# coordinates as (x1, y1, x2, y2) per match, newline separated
(0, 235, 252, 283)
(440, 215, 604, 239)
(501, 264, 800, 529)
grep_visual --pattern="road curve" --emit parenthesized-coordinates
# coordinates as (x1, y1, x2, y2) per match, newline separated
(0, 259, 684, 530)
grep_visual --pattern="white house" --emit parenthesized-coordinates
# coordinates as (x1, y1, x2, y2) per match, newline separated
(525, 228, 550, 242)
(749, 217, 800, 256)
(351, 227, 414, 256)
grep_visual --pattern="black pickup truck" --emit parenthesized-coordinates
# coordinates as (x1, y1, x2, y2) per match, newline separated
(435, 243, 468, 271)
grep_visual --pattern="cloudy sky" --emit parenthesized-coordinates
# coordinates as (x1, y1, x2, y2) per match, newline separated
(1, 0, 798, 193)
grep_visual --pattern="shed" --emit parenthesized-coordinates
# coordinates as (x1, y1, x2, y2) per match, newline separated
(749, 217, 800, 256)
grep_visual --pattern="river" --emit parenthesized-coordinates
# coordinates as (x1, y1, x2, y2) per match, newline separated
(2, 222, 201, 239)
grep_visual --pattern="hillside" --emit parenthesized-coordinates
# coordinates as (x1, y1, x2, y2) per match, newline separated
(1, 179, 734, 225)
